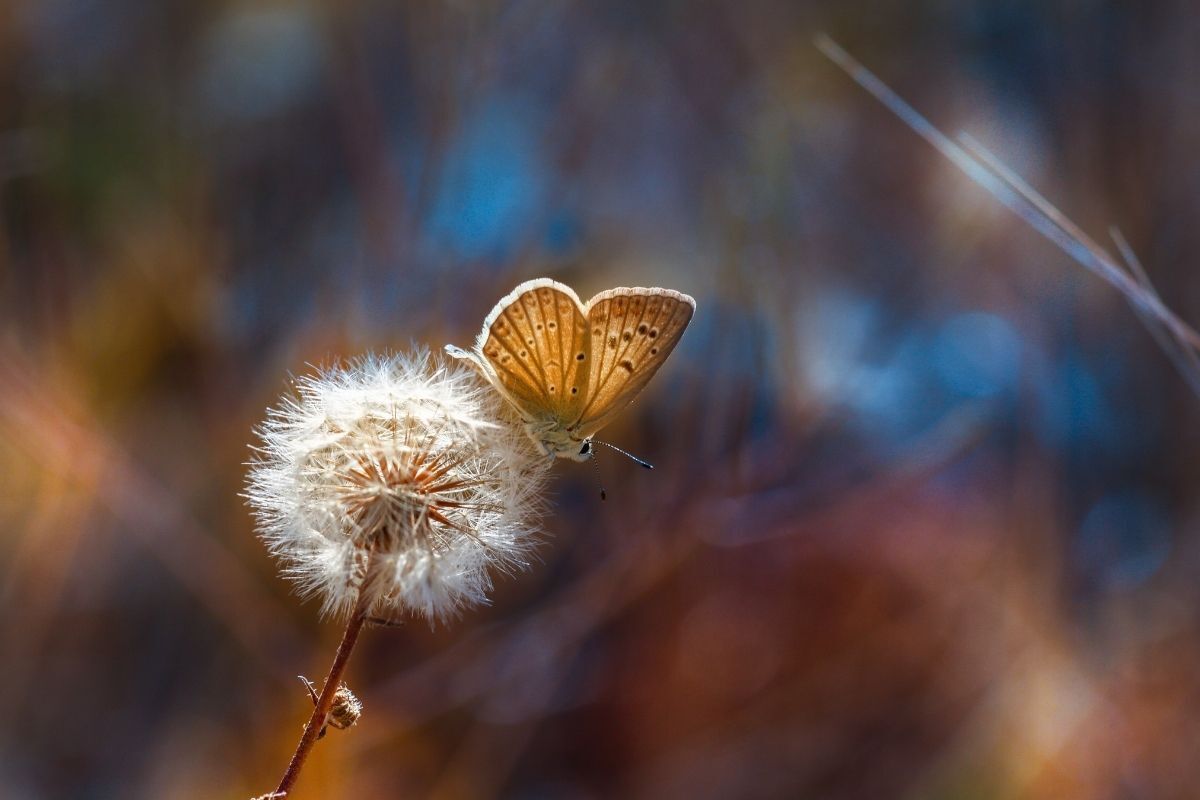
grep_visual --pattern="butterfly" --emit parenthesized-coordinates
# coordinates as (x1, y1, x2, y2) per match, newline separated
(446, 278, 696, 461)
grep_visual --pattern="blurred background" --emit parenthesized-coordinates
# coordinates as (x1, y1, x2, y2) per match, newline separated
(3, 1, 1200, 798)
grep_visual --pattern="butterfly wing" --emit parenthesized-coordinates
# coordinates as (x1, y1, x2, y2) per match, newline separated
(472, 278, 591, 424)
(572, 287, 695, 437)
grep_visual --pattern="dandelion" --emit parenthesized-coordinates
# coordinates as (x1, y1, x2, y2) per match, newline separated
(245, 350, 548, 796)
(247, 350, 547, 621)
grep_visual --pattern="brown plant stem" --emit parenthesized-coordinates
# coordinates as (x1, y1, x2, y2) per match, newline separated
(274, 591, 371, 797)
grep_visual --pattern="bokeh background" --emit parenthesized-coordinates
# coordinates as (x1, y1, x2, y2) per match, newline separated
(3, 1, 1200, 798)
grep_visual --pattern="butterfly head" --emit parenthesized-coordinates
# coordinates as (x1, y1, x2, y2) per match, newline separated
(543, 436, 595, 463)
(524, 418, 594, 462)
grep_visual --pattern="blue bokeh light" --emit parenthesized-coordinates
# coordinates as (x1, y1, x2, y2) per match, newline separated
(932, 312, 1022, 399)
(427, 93, 548, 260)
(1076, 490, 1171, 589)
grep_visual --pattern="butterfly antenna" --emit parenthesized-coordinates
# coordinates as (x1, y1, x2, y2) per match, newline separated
(592, 439, 654, 470)
(590, 453, 607, 501)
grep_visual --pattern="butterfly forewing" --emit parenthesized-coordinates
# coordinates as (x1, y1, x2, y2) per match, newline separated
(478, 280, 590, 422)
(573, 288, 695, 436)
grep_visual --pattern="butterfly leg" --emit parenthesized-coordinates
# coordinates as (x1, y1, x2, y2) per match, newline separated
(526, 430, 557, 461)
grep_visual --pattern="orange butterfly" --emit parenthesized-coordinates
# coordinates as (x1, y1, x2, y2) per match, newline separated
(447, 279, 695, 461)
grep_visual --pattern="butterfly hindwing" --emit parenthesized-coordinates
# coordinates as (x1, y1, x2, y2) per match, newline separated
(573, 287, 695, 436)
(477, 279, 590, 422)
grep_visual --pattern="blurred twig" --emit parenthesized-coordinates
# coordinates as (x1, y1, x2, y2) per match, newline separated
(815, 34, 1200, 396)
(0, 345, 308, 677)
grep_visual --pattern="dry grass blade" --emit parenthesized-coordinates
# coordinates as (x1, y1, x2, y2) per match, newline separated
(815, 33, 1200, 396)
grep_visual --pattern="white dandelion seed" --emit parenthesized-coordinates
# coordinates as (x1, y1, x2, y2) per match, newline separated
(245, 350, 549, 622)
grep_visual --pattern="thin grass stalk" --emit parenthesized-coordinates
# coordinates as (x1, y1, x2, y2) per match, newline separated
(273, 588, 372, 797)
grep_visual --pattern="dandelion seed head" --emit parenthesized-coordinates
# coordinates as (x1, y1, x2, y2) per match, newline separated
(246, 350, 548, 622)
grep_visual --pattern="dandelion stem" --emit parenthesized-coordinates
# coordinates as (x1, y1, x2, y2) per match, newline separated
(273, 590, 371, 797)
